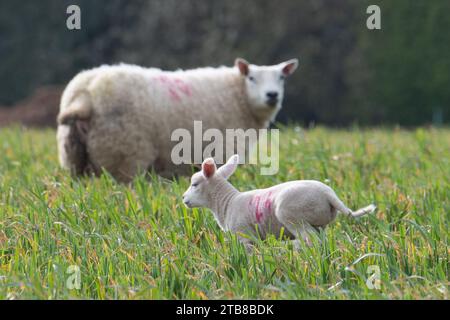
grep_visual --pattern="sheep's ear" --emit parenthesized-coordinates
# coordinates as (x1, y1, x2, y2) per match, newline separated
(202, 158, 217, 179)
(217, 154, 239, 180)
(281, 59, 299, 76)
(235, 58, 250, 76)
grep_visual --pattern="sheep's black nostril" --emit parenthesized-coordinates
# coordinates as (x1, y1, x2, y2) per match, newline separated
(266, 91, 278, 99)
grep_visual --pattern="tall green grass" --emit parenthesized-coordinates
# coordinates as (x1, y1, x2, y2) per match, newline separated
(0, 126, 448, 299)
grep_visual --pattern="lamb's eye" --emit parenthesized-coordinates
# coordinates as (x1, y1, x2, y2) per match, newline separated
(279, 75, 285, 81)
(191, 183, 198, 187)
(248, 76, 255, 82)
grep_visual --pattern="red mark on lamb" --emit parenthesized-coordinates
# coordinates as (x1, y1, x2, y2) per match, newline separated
(249, 191, 274, 223)
(155, 75, 192, 102)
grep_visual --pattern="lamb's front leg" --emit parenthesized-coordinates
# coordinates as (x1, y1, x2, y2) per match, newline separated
(234, 224, 257, 252)
(237, 234, 255, 253)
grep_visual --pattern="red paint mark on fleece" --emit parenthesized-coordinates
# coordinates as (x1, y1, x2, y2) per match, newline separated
(154, 75, 192, 102)
(174, 79, 192, 96)
(168, 87, 181, 101)
(248, 191, 274, 223)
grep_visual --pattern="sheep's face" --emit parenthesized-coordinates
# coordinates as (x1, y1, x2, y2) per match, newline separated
(183, 155, 239, 209)
(183, 172, 209, 208)
(236, 58, 298, 118)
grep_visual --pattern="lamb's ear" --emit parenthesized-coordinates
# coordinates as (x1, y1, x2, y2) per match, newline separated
(202, 158, 217, 179)
(281, 59, 299, 76)
(235, 58, 250, 76)
(217, 154, 239, 180)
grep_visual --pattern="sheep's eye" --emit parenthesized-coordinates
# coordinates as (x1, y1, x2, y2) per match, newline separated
(248, 76, 255, 82)
(191, 183, 199, 187)
(279, 75, 286, 81)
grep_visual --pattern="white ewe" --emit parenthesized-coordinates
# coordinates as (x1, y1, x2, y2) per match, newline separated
(57, 58, 298, 182)
(182, 155, 376, 248)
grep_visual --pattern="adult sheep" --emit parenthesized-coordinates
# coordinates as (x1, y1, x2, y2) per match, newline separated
(57, 58, 298, 182)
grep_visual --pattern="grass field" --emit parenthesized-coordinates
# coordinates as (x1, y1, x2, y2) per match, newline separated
(0, 126, 448, 299)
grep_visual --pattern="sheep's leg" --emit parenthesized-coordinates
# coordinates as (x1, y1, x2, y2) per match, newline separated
(237, 236, 254, 253)
(86, 116, 158, 182)
(276, 205, 324, 248)
(277, 214, 318, 247)
(114, 156, 157, 183)
(295, 222, 315, 246)
(91, 149, 157, 183)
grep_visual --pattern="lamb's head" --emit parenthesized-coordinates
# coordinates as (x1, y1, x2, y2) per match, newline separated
(235, 58, 298, 119)
(183, 155, 239, 208)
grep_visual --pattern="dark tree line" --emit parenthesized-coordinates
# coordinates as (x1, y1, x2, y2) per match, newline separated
(0, 0, 448, 125)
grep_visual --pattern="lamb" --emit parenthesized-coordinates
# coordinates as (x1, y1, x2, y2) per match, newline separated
(56, 58, 298, 182)
(182, 155, 376, 248)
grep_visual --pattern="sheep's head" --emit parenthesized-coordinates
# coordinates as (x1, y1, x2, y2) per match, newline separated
(235, 58, 298, 119)
(183, 155, 239, 208)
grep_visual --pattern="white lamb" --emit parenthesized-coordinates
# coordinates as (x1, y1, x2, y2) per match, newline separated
(56, 58, 298, 182)
(182, 155, 376, 248)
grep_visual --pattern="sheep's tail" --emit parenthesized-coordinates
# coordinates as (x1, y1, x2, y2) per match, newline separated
(328, 192, 376, 218)
(57, 92, 92, 125)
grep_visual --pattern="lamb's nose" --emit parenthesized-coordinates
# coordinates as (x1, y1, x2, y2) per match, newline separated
(266, 91, 278, 99)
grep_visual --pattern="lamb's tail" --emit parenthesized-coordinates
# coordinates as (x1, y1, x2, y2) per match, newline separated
(328, 191, 376, 218)
(57, 92, 92, 125)
(350, 204, 377, 217)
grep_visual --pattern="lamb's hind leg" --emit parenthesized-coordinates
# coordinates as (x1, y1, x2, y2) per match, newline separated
(290, 222, 318, 247)
(276, 209, 319, 248)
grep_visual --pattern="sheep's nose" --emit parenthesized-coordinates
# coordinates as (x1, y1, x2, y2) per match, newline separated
(182, 196, 191, 207)
(266, 91, 279, 99)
